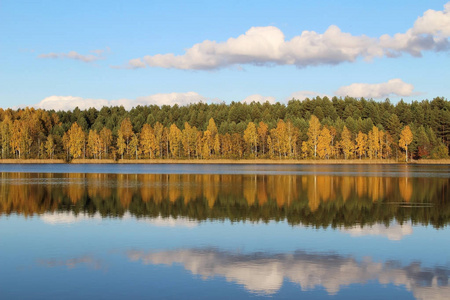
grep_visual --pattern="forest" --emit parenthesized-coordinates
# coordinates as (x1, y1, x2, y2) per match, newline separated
(0, 96, 449, 161)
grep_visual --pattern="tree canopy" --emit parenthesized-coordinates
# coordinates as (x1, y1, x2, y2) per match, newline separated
(0, 96, 449, 161)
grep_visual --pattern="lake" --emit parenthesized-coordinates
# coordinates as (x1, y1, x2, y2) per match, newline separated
(1, 164, 449, 299)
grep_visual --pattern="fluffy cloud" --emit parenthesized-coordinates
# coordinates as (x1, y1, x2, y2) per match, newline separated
(124, 3, 450, 70)
(134, 92, 207, 107)
(241, 94, 276, 104)
(35, 95, 111, 110)
(38, 48, 107, 63)
(335, 78, 415, 98)
(33, 92, 207, 111)
(124, 25, 377, 70)
(288, 91, 329, 101)
(413, 3, 450, 37)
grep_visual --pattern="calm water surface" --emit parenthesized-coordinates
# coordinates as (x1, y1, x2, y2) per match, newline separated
(0, 164, 449, 299)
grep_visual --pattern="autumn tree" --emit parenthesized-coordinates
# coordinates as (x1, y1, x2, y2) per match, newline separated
(140, 124, 156, 159)
(317, 126, 332, 159)
(257, 121, 268, 156)
(202, 129, 212, 159)
(214, 134, 220, 157)
(355, 131, 368, 159)
(243, 122, 258, 157)
(153, 122, 164, 158)
(43, 135, 54, 159)
(267, 135, 275, 158)
(119, 118, 133, 157)
(87, 130, 101, 159)
(0, 116, 12, 158)
(117, 131, 126, 159)
(399, 125, 413, 162)
(129, 133, 140, 159)
(286, 121, 299, 158)
(100, 127, 112, 159)
(182, 123, 197, 159)
(307, 115, 321, 158)
(221, 133, 232, 158)
(232, 133, 243, 158)
(340, 126, 354, 159)
(205, 118, 218, 157)
(62, 132, 70, 161)
(277, 119, 290, 158)
(168, 123, 182, 158)
(67, 122, 85, 159)
(10, 120, 31, 159)
(368, 126, 380, 159)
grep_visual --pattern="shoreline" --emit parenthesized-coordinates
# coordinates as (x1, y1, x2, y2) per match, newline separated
(0, 158, 449, 165)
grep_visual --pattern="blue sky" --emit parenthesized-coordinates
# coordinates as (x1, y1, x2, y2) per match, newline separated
(1, 0, 449, 110)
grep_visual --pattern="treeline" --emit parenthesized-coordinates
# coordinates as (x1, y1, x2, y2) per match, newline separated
(0, 96, 449, 161)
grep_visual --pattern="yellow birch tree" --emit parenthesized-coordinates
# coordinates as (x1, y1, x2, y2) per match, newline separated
(243, 122, 258, 157)
(45, 134, 55, 159)
(119, 118, 133, 157)
(67, 122, 85, 159)
(399, 125, 413, 162)
(307, 115, 321, 158)
(317, 126, 332, 159)
(100, 127, 112, 159)
(257, 121, 268, 156)
(340, 126, 354, 159)
(355, 131, 368, 159)
(140, 124, 156, 159)
(168, 123, 182, 158)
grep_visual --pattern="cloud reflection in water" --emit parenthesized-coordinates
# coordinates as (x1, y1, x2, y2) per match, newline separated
(127, 248, 449, 299)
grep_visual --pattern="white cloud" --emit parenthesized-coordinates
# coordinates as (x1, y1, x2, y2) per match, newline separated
(134, 92, 207, 107)
(413, 3, 450, 37)
(288, 91, 329, 101)
(124, 25, 377, 70)
(122, 3, 450, 70)
(335, 78, 415, 98)
(38, 48, 108, 63)
(35, 96, 110, 111)
(241, 94, 276, 104)
(32, 92, 208, 111)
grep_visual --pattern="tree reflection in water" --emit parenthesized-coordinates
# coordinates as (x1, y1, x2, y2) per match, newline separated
(0, 172, 449, 228)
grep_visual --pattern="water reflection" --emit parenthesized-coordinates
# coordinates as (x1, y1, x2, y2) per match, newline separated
(341, 222, 413, 240)
(40, 212, 198, 228)
(127, 248, 450, 299)
(39, 211, 414, 240)
(1, 172, 449, 227)
(37, 255, 104, 270)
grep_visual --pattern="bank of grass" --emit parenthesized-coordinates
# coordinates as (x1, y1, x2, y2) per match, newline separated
(1, 158, 449, 165)
(409, 159, 450, 164)
(0, 159, 65, 164)
(71, 159, 116, 164)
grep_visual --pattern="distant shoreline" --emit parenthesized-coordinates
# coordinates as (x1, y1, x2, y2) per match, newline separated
(1, 158, 450, 165)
